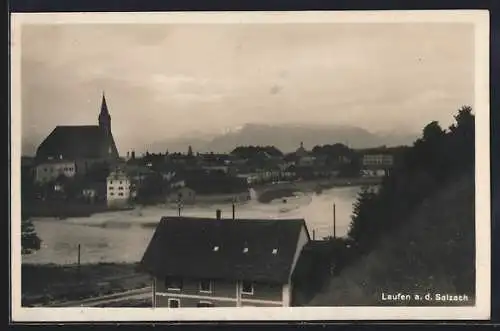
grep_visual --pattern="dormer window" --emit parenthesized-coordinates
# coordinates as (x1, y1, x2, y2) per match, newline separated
(272, 248, 278, 255)
(213, 246, 219, 252)
(243, 247, 249, 253)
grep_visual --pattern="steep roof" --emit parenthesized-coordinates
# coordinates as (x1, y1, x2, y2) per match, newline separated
(140, 216, 309, 283)
(36, 125, 112, 160)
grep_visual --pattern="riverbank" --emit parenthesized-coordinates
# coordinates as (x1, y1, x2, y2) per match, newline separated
(21, 262, 149, 307)
(24, 201, 134, 218)
(255, 177, 380, 203)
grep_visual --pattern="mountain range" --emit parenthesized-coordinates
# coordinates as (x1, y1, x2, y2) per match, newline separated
(145, 123, 418, 155)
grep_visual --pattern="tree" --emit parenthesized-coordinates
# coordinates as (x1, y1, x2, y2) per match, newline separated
(187, 145, 193, 157)
(347, 187, 379, 246)
(21, 210, 41, 254)
(347, 106, 475, 253)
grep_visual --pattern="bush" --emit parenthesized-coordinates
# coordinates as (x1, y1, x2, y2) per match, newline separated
(21, 211, 41, 254)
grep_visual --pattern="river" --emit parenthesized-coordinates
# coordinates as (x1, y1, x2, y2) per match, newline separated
(22, 186, 362, 265)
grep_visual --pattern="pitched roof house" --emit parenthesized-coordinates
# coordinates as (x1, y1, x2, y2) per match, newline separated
(140, 214, 311, 307)
(35, 93, 119, 164)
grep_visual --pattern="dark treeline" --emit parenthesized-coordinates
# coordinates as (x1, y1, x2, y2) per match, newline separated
(293, 106, 475, 304)
(230, 145, 284, 159)
(348, 105, 474, 251)
(184, 170, 249, 195)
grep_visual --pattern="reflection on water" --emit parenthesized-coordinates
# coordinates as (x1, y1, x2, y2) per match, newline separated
(23, 186, 362, 265)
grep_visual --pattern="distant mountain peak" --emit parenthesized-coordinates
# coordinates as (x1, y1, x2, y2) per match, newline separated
(146, 123, 418, 154)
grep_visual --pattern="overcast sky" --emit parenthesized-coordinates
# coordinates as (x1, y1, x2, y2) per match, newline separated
(21, 22, 474, 153)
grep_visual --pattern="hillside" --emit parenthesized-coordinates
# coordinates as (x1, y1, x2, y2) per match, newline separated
(309, 173, 475, 306)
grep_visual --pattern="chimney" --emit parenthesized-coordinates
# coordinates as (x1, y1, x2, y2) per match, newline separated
(216, 209, 222, 220)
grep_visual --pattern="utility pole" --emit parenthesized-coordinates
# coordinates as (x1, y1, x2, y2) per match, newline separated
(177, 198, 182, 216)
(77, 244, 81, 279)
(312, 229, 316, 241)
(333, 202, 337, 239)
(232, 198, 236, 220)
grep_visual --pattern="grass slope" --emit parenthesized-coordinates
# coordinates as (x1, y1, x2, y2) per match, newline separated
(309, 174, 475, 306)
(22, 263, 150, 306)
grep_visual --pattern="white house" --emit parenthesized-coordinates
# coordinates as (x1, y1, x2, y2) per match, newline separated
(362, 154, 394, 168)
(34, 159, 76, 184)
(106, 168, 135, 207)
(361, 169, 387, 177)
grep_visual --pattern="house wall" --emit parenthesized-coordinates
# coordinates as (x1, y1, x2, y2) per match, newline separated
(362, 154, 394, 167)
(287, 224, 311, 306)
(154, 277, 285, 307)
(107, 173, 131, 207)
(361, 169, 387, 177)
(34, 161, 76, 183)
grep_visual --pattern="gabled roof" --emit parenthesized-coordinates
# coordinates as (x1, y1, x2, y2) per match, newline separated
(140, 216, 309, 283)
(36, 125, 111, 160)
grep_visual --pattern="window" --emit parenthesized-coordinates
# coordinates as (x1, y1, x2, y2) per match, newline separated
(213, 246, 219, 252)
(165, 277, 183, 290)
(243, 247, 249, 253)
(110, 193, 114, 196)
(109, 186, 114, 190)
(120, 181, 123, 184)
(110, 180, 113, 184)
(272, 248, 278, 255)
(199, 280, 212, 293)
(197, 301, 214, 308)
(168, 299, 180, 308)
(119, 186, 123, 190)
(118, 193, 123, 196)
(241, 281, 253, 295)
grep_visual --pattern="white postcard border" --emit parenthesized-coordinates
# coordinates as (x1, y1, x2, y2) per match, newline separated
(10, 10, 491, 322)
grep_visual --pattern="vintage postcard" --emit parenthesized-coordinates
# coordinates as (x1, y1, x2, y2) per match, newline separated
(10, 10, 490, 321)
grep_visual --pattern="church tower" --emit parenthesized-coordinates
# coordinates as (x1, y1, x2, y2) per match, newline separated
(97, 92, 119, 160)
(98, 92, 111, 134)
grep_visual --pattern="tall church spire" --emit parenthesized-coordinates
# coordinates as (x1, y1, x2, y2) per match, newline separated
(98, 91, 111, 133)
(100, 91, 109, 115)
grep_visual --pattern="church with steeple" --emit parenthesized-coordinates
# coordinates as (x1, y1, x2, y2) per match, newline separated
(35, 93, 120, 177)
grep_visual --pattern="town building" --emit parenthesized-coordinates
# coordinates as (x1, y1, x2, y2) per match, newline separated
(33, 159, 77, 184)
(81, 182, 106, 203)
(140, 213, 311, 308)
(362, 153, 394, 168)
(34, 93, 120, 176)
(106, 168, 134, 208)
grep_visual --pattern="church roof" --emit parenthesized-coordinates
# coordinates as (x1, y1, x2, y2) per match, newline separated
(36, 125, 110, 160)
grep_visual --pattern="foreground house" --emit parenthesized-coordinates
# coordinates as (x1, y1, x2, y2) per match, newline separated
(140, 213, 311, 307)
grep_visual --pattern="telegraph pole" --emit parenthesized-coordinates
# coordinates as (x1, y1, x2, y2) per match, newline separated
(177, 198, 183, 216)
(232, 198, 236, 220)
(77, 244, 81, 279)
(333, 202, 337, 239)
